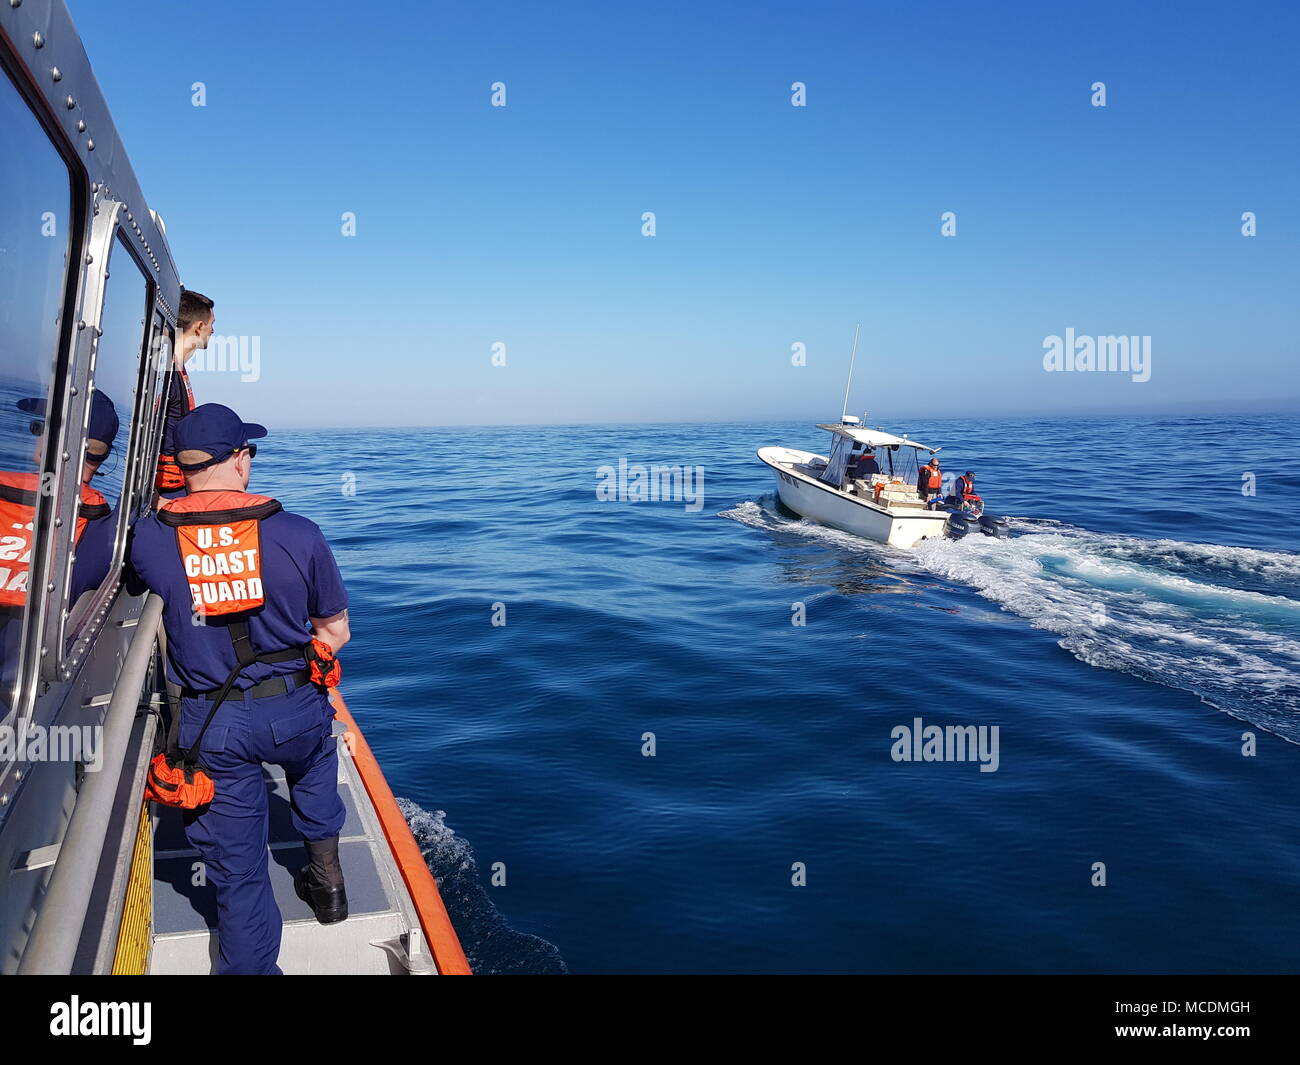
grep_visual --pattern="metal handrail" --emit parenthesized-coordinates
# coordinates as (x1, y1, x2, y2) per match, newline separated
(17, 594, 163, 974)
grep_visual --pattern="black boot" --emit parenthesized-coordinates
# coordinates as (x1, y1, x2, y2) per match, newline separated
(294, 836, 348, 924)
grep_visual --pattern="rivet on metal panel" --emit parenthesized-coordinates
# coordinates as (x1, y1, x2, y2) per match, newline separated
(51, 67, 61, 82)
(77, 120, 86, 132)
(61, 452, 69, 461)
(77, 320, 86, 329)
(84, 253, 92, 264)
(65, 95, 75, 109)
(32, 31, 43, 48)
(54, 517, 63, 527)
(87, 139, 95, 151)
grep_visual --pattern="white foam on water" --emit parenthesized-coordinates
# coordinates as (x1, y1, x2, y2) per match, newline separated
(723, 498, 1300, 741)
(397, 798, 569, 974)
(720, 498, 902, 557)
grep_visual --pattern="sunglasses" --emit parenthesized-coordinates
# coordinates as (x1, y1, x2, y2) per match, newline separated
(241, 444, 257, 459)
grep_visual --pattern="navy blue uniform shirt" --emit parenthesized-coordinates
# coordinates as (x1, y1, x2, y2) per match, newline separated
(70, 511, 116, 606)
(129, 499, 347, 692)
(159, 368, 193, 459)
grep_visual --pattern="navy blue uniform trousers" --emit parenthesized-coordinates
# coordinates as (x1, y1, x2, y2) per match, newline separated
(179, 678, 345, 975)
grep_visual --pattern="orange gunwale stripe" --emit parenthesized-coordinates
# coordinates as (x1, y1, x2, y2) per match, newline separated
(329, 688, 472, 975)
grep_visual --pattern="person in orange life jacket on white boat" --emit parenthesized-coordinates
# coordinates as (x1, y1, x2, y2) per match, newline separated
(851, 448, 880, 481)
(947, 470, 983, 510)
(155, 289, 214, 497)
(127, 403, 351, 975)
(0, 391, 119, 699)
(918, 457, 943, 502)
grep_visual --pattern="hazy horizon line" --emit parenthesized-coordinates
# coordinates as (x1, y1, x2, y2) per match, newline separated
(257, 403, 1300, 433)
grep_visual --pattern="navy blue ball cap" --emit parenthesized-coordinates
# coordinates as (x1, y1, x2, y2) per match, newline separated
(88, 390, 119, 450)
(175, 403, 267, 471)
(18, 393, 118, 456)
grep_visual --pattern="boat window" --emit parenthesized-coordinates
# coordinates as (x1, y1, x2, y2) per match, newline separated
(64, 231, 150, 636)
(140, 311, 171, 501)
(63, 231, 150, 650)
(820, 434, 852, 487)
(0, 66, 75, 716)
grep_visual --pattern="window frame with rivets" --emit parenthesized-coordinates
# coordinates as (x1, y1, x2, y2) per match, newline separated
(0, 39, 85, 723)
(60, 225, 157, 652)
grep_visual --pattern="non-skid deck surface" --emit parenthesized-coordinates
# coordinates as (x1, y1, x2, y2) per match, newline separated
(149, 730, 419, 975)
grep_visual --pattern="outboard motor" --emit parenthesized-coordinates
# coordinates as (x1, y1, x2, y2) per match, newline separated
(946, 511, 969, 539)
(979, 514, 1009, 538)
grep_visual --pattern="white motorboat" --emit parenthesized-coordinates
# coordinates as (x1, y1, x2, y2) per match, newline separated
(758, 419, 957, 549)
(758, 326, 1007, 548)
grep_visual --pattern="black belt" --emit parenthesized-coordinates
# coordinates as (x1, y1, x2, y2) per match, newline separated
(183, 667, 312, 701)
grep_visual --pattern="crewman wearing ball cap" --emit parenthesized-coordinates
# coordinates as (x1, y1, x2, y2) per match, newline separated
(128, 402, 352, 975)
(68, 389, 123, 602)
(1, 389, 120, 694)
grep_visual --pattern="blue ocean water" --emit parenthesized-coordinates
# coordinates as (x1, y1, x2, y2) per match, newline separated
(252, 414, 1300, 974)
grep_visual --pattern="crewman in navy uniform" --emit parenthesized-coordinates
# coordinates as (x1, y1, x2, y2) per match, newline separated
(69, 389, 123, 603)
(1, 390, 118, 699)
(129, 403, 351, 975)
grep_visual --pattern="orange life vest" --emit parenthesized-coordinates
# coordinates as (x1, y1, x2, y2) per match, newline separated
(957, 474, 978, 499)
(155, 368, 196, 492)
(922, 466, 943, 491)
(0, 471, 110, 609)
(156, 490, 281, 619)
(146, 489, 343, 810)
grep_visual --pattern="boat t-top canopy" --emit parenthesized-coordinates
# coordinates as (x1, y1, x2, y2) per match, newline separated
(815, 424, 938, 454)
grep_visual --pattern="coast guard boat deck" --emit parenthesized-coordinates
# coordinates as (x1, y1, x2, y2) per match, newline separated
(148, 695, 446, 975)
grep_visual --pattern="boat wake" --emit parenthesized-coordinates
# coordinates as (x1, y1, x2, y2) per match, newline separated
(397, 799, 569, 975)
(722, 499, 1300, 742)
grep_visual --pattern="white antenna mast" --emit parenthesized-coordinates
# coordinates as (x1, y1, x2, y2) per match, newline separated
(839, 323, 861, 422)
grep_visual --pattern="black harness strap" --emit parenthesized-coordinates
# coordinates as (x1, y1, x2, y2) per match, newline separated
(0, 482, 108, 521)
(162, 495, 301, 770)
(177, 619, 308, 770)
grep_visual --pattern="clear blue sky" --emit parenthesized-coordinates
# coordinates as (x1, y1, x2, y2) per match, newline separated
(68, 0, 1298, 428)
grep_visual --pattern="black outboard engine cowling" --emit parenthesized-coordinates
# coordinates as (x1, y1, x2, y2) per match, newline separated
(979, 514, 1009, 538)
(946, 512, 969, 539)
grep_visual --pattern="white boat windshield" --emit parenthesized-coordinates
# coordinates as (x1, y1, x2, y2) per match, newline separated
(817, 424, 935, 491)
